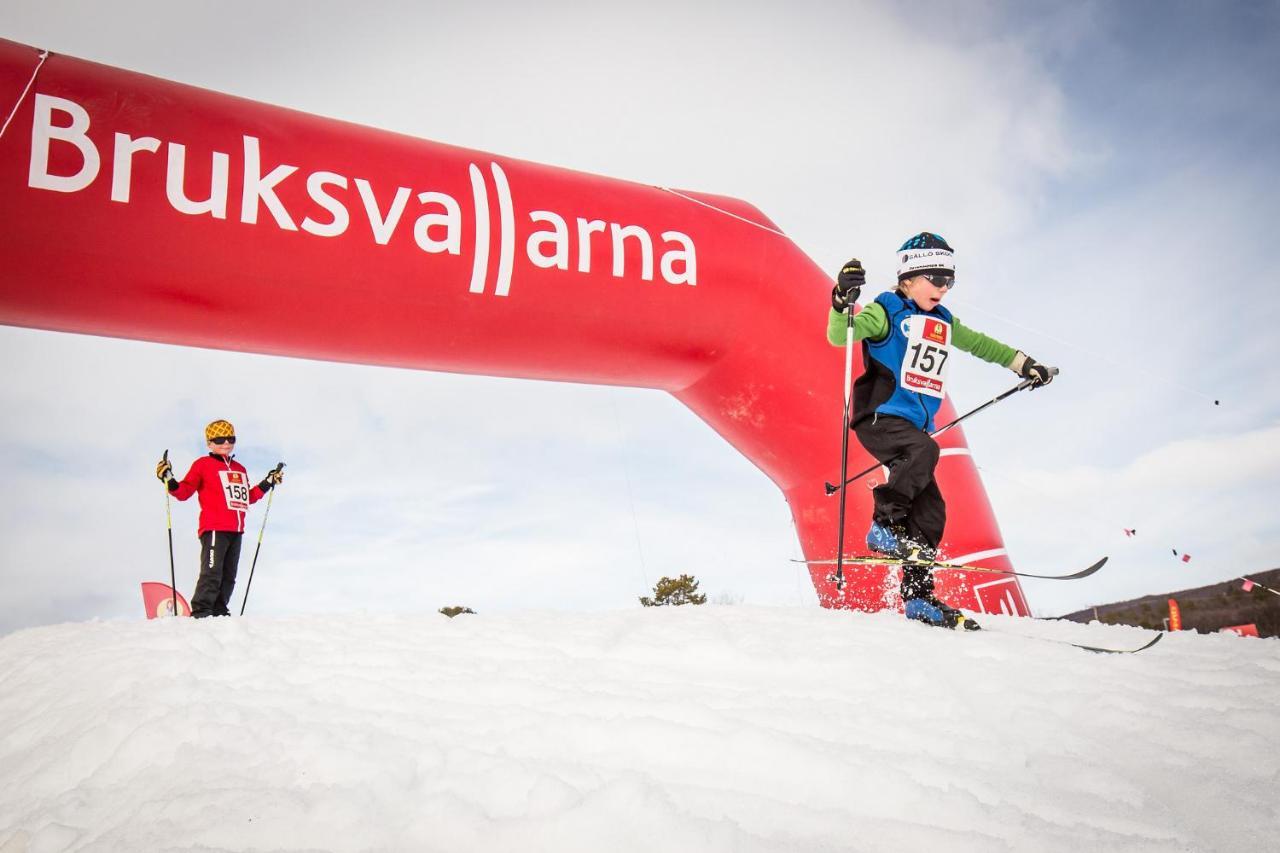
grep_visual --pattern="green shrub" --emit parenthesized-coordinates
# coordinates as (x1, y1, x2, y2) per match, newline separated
(640, 574, 707, 607)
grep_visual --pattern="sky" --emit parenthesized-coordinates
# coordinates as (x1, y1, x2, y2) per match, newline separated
(1, 0, 1278, 634)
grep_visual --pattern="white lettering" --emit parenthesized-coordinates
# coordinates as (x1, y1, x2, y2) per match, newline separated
(491, 164, 515, 297)
(111, 133, 160, 203)
(23, 108, 700, 298)
(576, 218, 606, 273)
(468, 164, 490, 294)
(526, 210, 569, 269)
(611, 224, 654, 280)
(28, 94, 100, 193)
(165, 143, 229, 218)
(355, 178, 410, 245)
(301, 171, 350, 237)
(414, 191, 461, 254)
(660, 231, 697, 285)
(241, 136, 297, 229)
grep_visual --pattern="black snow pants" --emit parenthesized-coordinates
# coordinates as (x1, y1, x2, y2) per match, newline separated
(192, 530, 243, 617)
(854, 414, 945, 600)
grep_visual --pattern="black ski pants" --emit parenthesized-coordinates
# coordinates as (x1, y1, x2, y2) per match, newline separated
(854, 414, 945, 600)
(192, 530, 243, 618)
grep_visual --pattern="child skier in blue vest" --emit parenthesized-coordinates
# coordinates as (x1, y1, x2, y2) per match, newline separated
(827, 232, 1054, 630)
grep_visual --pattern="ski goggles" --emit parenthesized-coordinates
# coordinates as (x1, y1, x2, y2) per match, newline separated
(209, 436, 237, 445)
(922, 273, 955, 290)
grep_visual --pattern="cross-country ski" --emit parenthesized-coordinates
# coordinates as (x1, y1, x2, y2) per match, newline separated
(982, 627, 1166, 655)
(794, 555, 1109, 582)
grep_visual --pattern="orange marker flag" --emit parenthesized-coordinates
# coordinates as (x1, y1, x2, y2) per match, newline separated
(1168, 598, 1182, 631)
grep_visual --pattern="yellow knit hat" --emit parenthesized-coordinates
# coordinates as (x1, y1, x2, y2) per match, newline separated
(204, 419, 235, 441)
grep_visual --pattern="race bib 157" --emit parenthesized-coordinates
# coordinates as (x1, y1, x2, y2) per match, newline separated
(901, 316, 951, 398)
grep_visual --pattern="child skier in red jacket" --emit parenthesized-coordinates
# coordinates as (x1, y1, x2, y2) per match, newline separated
(155, 419, 284, 618)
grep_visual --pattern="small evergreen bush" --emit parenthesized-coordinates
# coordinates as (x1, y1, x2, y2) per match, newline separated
(640, 574, 707, 607)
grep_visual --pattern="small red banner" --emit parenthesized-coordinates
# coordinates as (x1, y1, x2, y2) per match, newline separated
(1221, 624, 1259, 637)
(141, 582, 191, 619)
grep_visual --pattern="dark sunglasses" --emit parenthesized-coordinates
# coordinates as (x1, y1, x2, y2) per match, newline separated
(209, 436, 237, 445)
(922, 273, 955, 290)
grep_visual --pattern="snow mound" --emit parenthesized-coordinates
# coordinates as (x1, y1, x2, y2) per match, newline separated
(1, 607, 1276, 852)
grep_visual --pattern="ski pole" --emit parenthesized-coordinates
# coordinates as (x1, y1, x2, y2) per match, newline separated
(833, 304, 855, 591)
(823, 370, 1057, 495)
(239, 463, 284, 616)
(162, 449, 178, 617)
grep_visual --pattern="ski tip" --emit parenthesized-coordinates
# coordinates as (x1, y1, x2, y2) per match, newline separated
(1079, 631, 1164, 655)
(1060, 556, 1109, 580)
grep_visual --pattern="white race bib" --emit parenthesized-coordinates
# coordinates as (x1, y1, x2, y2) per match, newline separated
(219, 469, 250, 512)
(900, 315, 951, 399)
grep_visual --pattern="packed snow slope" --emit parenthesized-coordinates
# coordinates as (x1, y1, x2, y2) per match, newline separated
(1, 607, 1276, 853)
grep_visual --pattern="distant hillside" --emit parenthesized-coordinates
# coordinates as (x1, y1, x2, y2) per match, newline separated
(1061, 568, 1280, 637)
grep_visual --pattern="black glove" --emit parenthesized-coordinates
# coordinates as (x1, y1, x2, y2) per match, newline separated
(1012, 351, 1055, 387)
(832, 258, 865, 312)
(259, 463, 285, 492)
(155, 453, 173, 483)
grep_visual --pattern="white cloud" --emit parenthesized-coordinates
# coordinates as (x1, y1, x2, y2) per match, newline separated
(981, 421, 1280, 615)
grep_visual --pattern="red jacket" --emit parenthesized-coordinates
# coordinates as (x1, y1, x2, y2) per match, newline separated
(170, 453, 269, 535)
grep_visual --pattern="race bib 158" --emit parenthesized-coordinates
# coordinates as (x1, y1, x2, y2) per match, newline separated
(219, 469, 250, 511)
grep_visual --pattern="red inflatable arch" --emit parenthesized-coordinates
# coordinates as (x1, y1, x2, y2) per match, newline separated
(0, 39, 1029, 615)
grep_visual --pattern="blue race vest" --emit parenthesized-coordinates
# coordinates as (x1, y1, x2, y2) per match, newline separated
(863, 291, 954, 431)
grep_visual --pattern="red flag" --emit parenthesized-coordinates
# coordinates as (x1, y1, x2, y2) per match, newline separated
(141, 582, 191, 619)
(1222, 624, 1259, 637)
(1181, 553, 1191, 563)
(1168, 598, 1182, 631)
(1242, 579, 1256, 592)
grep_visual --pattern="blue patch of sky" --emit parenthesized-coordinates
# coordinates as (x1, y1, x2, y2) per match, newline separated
(993, 1, 1280, 218)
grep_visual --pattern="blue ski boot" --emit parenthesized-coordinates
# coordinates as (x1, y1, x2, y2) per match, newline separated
(904, 596, 981, 631)
(867, 522, 936, 563)
(866, 521, 910, 558)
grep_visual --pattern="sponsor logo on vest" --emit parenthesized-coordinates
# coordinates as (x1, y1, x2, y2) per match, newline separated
(924, 319, 948, 344)
(904, 373, 943, 394)
(26, 94, 698, 298)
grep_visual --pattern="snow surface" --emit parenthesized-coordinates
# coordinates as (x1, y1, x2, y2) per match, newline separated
(0, 607, 1276, 853)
